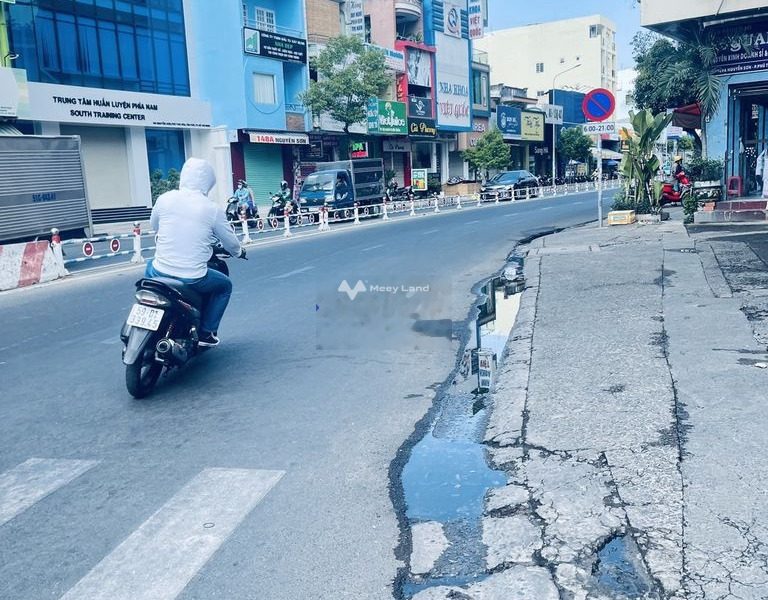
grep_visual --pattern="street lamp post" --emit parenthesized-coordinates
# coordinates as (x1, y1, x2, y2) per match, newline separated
(551, 63, 581, 185)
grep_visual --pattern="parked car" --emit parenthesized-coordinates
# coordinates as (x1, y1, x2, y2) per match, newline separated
(480, 170, 540, 201)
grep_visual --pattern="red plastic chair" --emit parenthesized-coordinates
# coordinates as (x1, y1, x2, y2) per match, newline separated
(727, 176, 743, 198)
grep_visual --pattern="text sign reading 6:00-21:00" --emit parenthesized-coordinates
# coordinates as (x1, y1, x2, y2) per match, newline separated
(581, 122, 616, 135)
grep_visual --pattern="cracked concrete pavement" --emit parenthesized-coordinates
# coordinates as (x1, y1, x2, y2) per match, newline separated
(412, 213, 768, 599)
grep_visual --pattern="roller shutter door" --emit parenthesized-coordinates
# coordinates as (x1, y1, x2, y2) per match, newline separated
(243, 144, 284, 214)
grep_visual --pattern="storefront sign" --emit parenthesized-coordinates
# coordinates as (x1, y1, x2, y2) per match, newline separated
(411, 169, 428, 192)
(248, 131, 309, 144)
(444, 2, 463, 39)
(468, 0, 483, 39)
(521, 111, 545, 141)
(349, 141, 368, 158)
(713, 20, 768, 75)
(367, 99, 408, 135)
(538, 103, 563, 125)
(435, 32, 471, 129)
(0, 67, 30, 118)
(243, 27, 307, 64)
(368, 44, 405, 72)
(458, 117, 488, 150)
(27, 82, 211, 128)
(407, 49, 432, 88)
(408, 117, 437, 137)
(408, 95, 433, 119)
(496, 106, 521, 136)
(383, 139, 411, 152)
(348, 0, 365, 39)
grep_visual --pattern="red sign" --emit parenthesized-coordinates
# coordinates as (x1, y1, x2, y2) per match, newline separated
(110, 238, 120, 252)
(582, 88, 615, 122)
(82, 241, 94, 257)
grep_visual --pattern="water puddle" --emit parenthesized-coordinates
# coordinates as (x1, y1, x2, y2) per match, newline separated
(400, 270, 524, 597)
(593, 535, 659, 599)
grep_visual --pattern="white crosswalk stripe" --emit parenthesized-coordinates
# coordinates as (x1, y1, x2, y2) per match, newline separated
(0, 458, 99, 527)
(60, 467, 284, 600)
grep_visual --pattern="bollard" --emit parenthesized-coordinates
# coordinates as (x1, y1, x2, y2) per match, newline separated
(241, 214, 252, 243)
(433, 194, 440, 213)
(318, 206, 330, 232)
(382, 199, 390, 221)
(353, 202, 361, 225)
(456, 195, 462, 209)
(49, 228, 70, 276)
(409, 197, 416, 217)
(495, 193, 500, 205)
(283, 206, 293, 238)
(130, 221, 145, 264)
(476, 193, 481, 207)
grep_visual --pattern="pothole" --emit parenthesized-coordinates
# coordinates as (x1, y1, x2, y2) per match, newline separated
(400, 273, 524, 598)
(593, 534, 660, 599)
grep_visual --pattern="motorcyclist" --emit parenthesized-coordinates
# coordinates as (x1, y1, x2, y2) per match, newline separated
(233, 180, 256, 218)
(147, 157, 245, 347)
(673, 155, 686, 192)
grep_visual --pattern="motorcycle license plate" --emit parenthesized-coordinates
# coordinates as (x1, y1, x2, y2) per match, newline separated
(126, 304, 165, 331)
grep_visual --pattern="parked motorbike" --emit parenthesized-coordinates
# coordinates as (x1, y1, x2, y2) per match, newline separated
(267, 193, 299, 225)
(660, 170, 691, 206)
(226, 196, 259, 223)
(385, 182, 414, 203)
(120, 245, 243, 398)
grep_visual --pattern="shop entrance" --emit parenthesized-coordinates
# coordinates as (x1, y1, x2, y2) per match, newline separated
(732, 86, 768, 196)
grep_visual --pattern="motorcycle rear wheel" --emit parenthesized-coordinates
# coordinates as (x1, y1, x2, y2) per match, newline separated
(126, 341, 163, 398)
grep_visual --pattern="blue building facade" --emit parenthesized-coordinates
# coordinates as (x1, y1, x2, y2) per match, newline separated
(188, 0, 309, 199)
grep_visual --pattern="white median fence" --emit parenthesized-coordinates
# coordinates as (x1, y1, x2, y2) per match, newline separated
(38, 178, 621, 281)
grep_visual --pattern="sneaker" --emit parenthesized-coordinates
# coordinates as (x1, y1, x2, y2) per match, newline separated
(198, 332, 220, 347)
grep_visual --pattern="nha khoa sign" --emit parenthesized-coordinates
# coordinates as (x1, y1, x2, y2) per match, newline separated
(712, 20, 768, 75)
(467, 0, 484, 40)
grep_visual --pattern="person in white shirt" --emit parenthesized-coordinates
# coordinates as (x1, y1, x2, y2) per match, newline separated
(146, 157, 245, 347)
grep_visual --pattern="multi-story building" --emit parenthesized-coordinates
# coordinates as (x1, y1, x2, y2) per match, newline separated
(191, 0, 309, 199)
(1, 0, 214, 215)
(642, 0, 768, 195)
(475, 15, 617, 98)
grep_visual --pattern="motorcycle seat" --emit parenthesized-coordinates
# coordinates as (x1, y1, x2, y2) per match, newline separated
(146, 277, 204, 307)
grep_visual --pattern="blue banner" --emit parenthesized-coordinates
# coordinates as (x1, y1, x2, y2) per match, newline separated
(496, 106, 521, 137)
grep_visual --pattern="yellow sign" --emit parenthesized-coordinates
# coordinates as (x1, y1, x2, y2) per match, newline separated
(521, 111, 544, 141)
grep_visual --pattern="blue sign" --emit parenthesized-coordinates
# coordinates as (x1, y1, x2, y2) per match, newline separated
(582, 88, 615, 122)
(496, 106, 521, 137)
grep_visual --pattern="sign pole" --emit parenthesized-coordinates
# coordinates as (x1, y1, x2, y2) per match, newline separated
(597, 135, 603, 227)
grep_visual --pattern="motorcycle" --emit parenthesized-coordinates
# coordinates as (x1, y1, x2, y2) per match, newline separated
(660, 170, 691, 206)
(226, 196, 259, 224)
(267, 193, 299, 225)
(385, 182, 413, 203)
(120, 245, 242, 399)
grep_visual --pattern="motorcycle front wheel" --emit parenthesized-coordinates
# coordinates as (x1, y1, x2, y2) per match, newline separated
(126, 338, 163, 398)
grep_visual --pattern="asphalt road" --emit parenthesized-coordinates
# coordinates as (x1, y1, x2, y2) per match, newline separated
(0, 191, 606, 600)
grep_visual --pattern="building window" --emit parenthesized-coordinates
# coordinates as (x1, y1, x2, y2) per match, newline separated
(6, 0, 190, 95)
(242, 3, 249, 25)
(364, 15, 371, 44)
(589, 25, 600, 38)
(255, 7, 276, 32)
(535, 63, 544, 73)
(253, 72, 276, 104)
(537, 90, 546, 97)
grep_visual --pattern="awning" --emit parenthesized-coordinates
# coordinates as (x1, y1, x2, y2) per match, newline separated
(0, 123, 23, 136)
(671, 102, 701, 130)
(590, 147, 623, 160)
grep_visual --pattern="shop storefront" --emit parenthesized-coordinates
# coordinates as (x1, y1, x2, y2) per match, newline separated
(19, 82, 211, 210)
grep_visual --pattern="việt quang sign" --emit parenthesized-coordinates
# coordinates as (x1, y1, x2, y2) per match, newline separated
(521, 110, 545, 141)
(712, 20, 768, 75)
(367, 99, 407, 135)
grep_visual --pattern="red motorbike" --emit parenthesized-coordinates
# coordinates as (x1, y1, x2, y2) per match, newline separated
(660, 170, 691, 206)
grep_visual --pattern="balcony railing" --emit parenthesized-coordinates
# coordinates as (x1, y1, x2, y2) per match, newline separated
(395, 0, 423, 20)
(472, 49, 489, 65)
(242, 20, 305, 39)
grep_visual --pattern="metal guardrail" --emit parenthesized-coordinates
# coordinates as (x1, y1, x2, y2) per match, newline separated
(46, 180, 621, 273)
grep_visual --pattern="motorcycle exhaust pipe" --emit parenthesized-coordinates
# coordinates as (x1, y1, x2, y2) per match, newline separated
(156, 338, 188, 364)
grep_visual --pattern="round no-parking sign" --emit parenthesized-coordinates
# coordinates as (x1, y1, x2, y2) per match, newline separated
(582, 88, 615, 122)
(110, 238, 120, 252)
(82, 241, 94, 257)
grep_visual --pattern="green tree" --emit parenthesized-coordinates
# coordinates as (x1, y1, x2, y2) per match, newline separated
(299, 36, 391, 133)
(557, 127, 592, 167)
(462, 129, 510, 180)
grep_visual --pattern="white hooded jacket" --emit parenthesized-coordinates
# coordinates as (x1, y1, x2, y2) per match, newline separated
(150, 158, 242, 279)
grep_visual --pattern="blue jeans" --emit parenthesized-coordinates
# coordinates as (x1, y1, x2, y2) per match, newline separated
(144, 260, 232, 334)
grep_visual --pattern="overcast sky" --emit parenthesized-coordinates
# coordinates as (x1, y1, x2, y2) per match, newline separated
(485, 0, 643, 70)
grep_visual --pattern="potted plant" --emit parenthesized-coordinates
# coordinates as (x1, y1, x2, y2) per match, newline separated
(687, 157, 723, 201)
